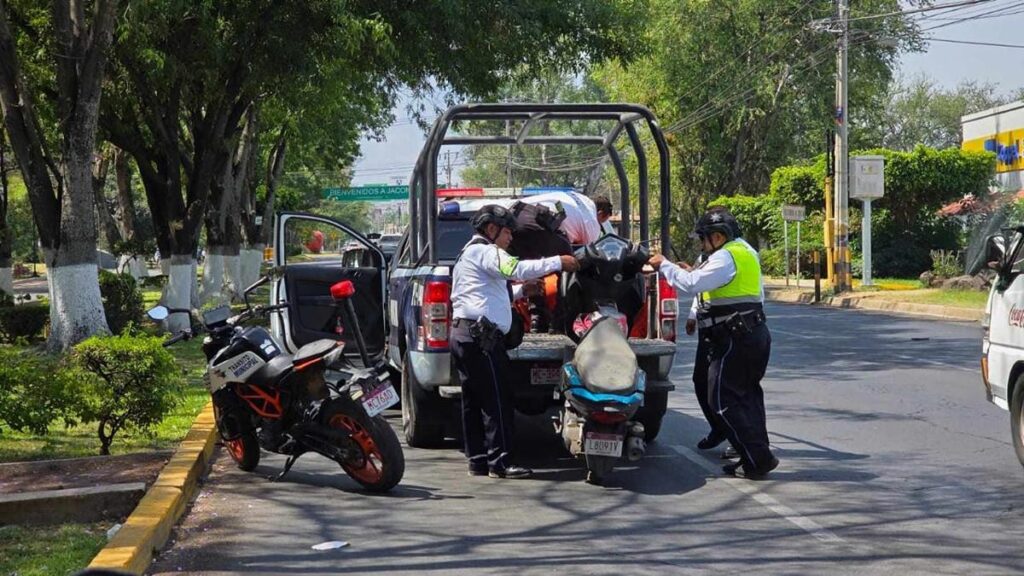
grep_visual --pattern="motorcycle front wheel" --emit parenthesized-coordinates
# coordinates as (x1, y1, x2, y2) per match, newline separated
(214, 403, 260, 471)
(321, 399, 405, 492)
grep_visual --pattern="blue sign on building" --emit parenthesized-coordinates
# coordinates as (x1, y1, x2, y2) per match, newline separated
(985, 139, 1020, 166)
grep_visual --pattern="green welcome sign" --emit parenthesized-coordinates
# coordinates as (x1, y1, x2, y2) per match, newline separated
(323, 185, 409, 202)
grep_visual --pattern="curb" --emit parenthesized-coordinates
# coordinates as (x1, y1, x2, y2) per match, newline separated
(88, 401, 217, 575)
(0, 483, 145, 526)
(765, 288, 984, 322)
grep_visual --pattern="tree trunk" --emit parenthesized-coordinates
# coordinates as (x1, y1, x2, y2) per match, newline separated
(239, 244, 264, 290)
(164, 254, 195, 334)
(92, 149, 121, 250)
(112, 148, 138, 240)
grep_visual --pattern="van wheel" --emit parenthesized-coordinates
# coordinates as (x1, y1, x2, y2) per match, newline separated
(1011, 375, 1024, 468)
(401, 354, 446, 448)
(636, 390, 668, 442)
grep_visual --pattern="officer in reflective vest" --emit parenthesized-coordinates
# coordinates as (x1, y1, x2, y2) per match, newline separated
(649, 207, 778, 479)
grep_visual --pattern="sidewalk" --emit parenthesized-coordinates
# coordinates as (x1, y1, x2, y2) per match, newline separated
(763, 280, 984, 323)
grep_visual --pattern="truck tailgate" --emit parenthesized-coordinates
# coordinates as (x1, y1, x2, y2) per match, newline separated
(507, 333, 677, 362)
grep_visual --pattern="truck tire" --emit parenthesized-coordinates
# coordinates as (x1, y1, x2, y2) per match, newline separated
(1011, 375, 1024, 469)
(401, 354, 446, 448)
(636, 390, 668, 442)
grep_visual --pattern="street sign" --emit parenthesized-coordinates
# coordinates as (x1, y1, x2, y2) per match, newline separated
(850, 155, 885, 199)
(781, 204, 806, 221)
(324, 185, 409, 202)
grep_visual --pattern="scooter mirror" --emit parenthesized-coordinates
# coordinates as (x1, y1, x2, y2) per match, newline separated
(146, 305, 170, 321)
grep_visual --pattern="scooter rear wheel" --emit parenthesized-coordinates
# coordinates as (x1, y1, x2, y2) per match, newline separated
(322, 400, 405, 492)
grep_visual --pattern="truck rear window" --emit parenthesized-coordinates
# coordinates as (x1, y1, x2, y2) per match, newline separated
(438, 219, 475, 261)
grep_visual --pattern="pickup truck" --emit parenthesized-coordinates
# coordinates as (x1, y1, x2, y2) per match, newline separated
(386, 103, 681, 448)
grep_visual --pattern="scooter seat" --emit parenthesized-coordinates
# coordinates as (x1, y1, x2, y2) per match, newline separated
(574, 317, 637, 394)
(248, 354, 294, 388)
(294, 339, 341, 365)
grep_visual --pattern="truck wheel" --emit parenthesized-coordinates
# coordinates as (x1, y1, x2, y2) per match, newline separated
(1011, 375, 1024, 469)
(401, 354, 446, 448)
(636, 390, 668, 442)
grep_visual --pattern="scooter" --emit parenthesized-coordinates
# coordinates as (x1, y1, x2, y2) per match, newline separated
(147, 275, 405, 492)
(557, 234, 650, 484)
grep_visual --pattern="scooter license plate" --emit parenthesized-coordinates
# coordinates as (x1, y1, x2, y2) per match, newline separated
(585, 432, 623, 458)
(531, 367, 561, 386)
(362, 383, 399, 417)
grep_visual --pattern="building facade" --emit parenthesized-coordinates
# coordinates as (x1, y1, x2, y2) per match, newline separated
(962, 100, 1024, 193)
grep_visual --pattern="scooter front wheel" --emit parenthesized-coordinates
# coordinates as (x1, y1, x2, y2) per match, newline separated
(322, 400, 405, 492)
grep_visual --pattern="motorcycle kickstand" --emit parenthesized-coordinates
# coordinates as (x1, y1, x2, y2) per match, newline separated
(269, 453, 303, 482)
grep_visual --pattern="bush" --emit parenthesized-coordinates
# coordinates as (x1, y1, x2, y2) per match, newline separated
(72, 334, 184, 455)
(99, 270, 144, 334)
(930, 249, 962, 278)
(0, 303, 48, 343)
(0, 347, 84, 434)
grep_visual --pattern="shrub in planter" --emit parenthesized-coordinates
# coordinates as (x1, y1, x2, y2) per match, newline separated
(99, 270, 144, 334)
(72, 334, 184, 455)
(0, 347, 84, 434)
(0, 303, 49, 343)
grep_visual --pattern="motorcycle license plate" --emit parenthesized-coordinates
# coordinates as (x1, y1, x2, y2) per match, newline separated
(531, 367, 561, 386)
(362, 383, 399, 417)
(585, 432, 623, 458)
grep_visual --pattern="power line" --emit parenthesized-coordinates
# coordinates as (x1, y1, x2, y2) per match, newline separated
(830, 0, 994, 23)
(927, 36, 1024, 48)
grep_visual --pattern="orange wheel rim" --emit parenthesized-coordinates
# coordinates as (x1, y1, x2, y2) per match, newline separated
(329, 414, 385, 484)
(225, 438, 246, 462)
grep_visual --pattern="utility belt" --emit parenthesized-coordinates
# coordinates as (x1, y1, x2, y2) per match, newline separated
(697, 307, 766, 339)
(453, 317, 505, 352)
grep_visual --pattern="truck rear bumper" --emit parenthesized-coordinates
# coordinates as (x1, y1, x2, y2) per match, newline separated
(408, 350, 452, 388)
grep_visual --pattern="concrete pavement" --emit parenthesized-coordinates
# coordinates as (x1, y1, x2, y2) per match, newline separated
(148, 303, 1021, 575)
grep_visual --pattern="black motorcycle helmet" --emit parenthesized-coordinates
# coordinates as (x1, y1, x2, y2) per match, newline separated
(691, 207, 739, 241)
(470, 204, 517, 235)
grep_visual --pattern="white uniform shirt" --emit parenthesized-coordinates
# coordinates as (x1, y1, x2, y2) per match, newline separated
(451, 235, 562, 333)
(519, 191, 602, 245)
(659, 238, 765, 316)
(601, 219, 616, 236)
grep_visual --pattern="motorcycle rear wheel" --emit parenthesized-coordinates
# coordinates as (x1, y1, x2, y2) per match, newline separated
(322, 400, 405, 492)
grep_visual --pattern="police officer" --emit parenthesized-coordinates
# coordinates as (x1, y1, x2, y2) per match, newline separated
(451, 204, 579, 479)
(649, 207, 778, 479)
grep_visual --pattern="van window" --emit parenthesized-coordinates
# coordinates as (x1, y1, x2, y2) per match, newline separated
(438, 219, 475, 261)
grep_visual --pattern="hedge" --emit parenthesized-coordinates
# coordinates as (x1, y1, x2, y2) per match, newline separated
(0, 303, 48, 343)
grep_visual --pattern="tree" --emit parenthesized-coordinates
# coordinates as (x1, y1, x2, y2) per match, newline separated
(0, 0, 120, 350)
(593, 0, 919, 248)
(855, 74, 1010, 151)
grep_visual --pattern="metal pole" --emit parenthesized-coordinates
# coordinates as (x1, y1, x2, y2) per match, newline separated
(784, 218, 790, 287)
(796, 221, 801, 288)
(863, 198, 873, 286)
(505, 119, 512, 188)
(824, 129, 835, 286)
(833, 0, 851, 293)
(814, 249, 821, 302)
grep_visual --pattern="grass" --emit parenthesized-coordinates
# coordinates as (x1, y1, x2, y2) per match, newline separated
(0, 338, 209, 462)
(0, 523, 107, 576)
(870, 289, 990, 309)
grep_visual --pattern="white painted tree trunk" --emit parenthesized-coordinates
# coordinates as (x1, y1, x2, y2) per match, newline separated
(200, 248, 242, 304)
(164, 255, 195, 334)
(117, 254, 147, 280)
(239, 245, 264, 292)
(160, 258, 171, 276)
(46, 262, 110, 350)
(0, 267, 11, 298)
(190, 259, 201, 309)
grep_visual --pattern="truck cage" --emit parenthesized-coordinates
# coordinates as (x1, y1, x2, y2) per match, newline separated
(406, 103, 672, 262)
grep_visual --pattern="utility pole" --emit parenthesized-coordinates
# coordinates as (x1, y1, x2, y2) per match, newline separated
(443, 151, 453, 188)
(824, 129, 835, 286)
(505, 119, 512, 188)
(833, 0, 852, 293)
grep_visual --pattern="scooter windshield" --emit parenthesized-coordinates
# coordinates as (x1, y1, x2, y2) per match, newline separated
(574, 317, 637, 394)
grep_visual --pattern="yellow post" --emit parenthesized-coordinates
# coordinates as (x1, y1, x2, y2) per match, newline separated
(823, 174, 834, 286)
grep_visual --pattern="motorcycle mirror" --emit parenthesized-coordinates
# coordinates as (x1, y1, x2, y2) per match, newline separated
(147, 305, 170, 321)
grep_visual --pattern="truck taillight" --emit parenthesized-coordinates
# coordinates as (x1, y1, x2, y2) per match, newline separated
(422, 280, 451, 349)
(658, 275, 678, 342)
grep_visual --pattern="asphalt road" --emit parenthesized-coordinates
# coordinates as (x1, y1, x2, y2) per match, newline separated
(150, 303, 1024, 575)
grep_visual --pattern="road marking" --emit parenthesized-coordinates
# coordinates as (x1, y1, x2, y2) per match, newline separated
(894, 354, 977, 373)
(667, 444, 845, 545)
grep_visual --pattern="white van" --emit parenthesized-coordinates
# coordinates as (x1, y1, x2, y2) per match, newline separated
(981, 230, 1024, 466)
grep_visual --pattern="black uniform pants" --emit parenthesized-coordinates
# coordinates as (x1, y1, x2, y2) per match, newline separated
(450, 324, 515, 471)
(693, 328, 727, 439)
(706, 322, 773, 469)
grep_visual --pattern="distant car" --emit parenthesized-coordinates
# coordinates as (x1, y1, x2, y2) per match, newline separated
(376, 234, 402, 263)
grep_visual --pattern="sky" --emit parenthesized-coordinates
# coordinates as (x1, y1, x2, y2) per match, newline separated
(350, 1, 1024, 188)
